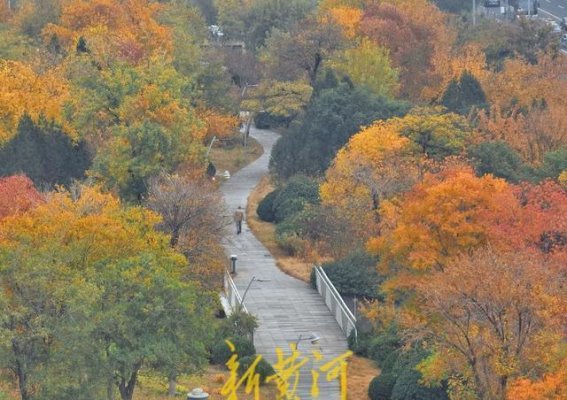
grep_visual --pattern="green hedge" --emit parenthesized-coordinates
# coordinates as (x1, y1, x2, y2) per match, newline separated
(256, 189, 279, 222)
(211, 336, 256, 365)
(238, 355, 275, 385)
(368, 373, 396, 400)
(272, 176, 320, 223)
(321, 249, 382, 299)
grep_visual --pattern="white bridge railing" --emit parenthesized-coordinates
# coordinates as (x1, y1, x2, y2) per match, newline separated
(223, 270, 248, 314)
(313, 266, 357, 343)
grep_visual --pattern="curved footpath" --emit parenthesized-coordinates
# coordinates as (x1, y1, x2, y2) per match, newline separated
(221, 127, 348, 399)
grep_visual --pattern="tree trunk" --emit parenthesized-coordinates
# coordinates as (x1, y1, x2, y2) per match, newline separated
(13, 341, 30, 400)
(244, 115, 253, 147)
(107, 375, 115, 400)
(169, 227, 180, 248)
(167, 375, 177, 397)
(15, 362, 30, 400)
(118, 365, 141, 400)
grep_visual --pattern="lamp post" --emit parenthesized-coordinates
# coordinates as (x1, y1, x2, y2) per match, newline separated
(230, 254, 238, 273)
(295, 333, 321, 350)
(238, 276, 270, 311)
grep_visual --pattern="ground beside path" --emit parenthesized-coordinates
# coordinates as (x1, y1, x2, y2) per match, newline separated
(220, 127, 349, 399)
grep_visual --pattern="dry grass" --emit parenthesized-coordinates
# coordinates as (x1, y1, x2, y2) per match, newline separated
(346, 355, 380, 400)
(209, 137, 263, 177)
(0, 366, 278, 400)
(135, 366, 278, 400)
(246, 175, 313, 283)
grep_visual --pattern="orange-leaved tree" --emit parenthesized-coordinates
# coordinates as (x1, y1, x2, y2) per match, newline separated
(43, 0, 172, 66)
(368, 165, 511, 272)
(410, 247, 566, 400)
(358, 0, 454, 100)
(0, 175, 43, 220)
(478, 54, 567, 163)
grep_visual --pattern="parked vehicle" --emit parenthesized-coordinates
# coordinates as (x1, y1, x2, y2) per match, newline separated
(484, 0, 501, 7)
(516, 0, 538, 15)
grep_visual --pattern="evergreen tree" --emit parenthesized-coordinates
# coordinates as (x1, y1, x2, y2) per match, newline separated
(270, 83, 409, 179)
(0, 115, 91, 188)
(441, 71, 486, 115)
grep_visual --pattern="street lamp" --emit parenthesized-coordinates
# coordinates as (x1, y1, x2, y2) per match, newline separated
(230, 255, 238, 273)
(239, 276, 271, 311)
(295, 333, 321, 349)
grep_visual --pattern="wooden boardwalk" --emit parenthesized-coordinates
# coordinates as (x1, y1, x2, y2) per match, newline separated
(221, 128, 349, 399)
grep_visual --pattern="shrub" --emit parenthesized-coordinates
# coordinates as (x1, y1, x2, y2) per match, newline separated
(256, 189, 279, 222)
(211, 336, 256, 365)
(218, 310, 259, 340)
(390, 347, 450, 400)
(369, 373, 396, 400)
(275, 231, 307, 256)
(368, 326, 402, 370)
(254, 111, 291, 129)
(348, 330, 373, 357)
(238, 355, 276, 385)
(322, 249, 382, 299)
(272, 175, 320, 223)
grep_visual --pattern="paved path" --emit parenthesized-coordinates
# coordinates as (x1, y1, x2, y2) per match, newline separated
(221, 127, 348, 399)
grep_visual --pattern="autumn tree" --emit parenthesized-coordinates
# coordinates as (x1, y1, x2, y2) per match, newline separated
(261, 80, 313, 126)
(261, 17, 345, 86)
(480, 181, 567, 264)
(358, 0, 453, 99)
(410, 247, 566, 400)
(0, 186, 215, 400)
(0, 175, 43, 220)
(43, 0, 173, 66)
(478, 54, 567, 164)
(331, 37, 399, 97)
(320, 120, 418, 241)
(321, 110, 472, 245)
(146, 174, 228, 286)
(369, 165, 511, 272)
(0, 60, 70, 143)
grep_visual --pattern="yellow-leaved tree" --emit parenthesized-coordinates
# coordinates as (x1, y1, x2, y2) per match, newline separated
(332, 37, 399, 97)
(0, 60, 70, 143)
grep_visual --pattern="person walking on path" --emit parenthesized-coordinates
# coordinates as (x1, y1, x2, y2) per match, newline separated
(233, 206, 244, 234)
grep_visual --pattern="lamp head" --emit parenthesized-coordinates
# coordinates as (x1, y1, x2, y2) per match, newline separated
(230, 255, 238, 261)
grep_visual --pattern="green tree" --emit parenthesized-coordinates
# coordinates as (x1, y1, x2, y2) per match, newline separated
(538, 148, 567, 181)
(272, 175, 320, 223)
(214, 0, 315, 49)
(321, 249, 382, 299)
(270, 83, 409, 179)
(0, 187, 215, 400)
(468, 141, 526, 183)
(441, 71, 486, 115)
(0, 114, 91, 188)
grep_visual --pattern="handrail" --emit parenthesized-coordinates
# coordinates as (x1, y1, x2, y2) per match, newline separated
(313, 266, 357, 343)
(223, 270, 248, 314)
